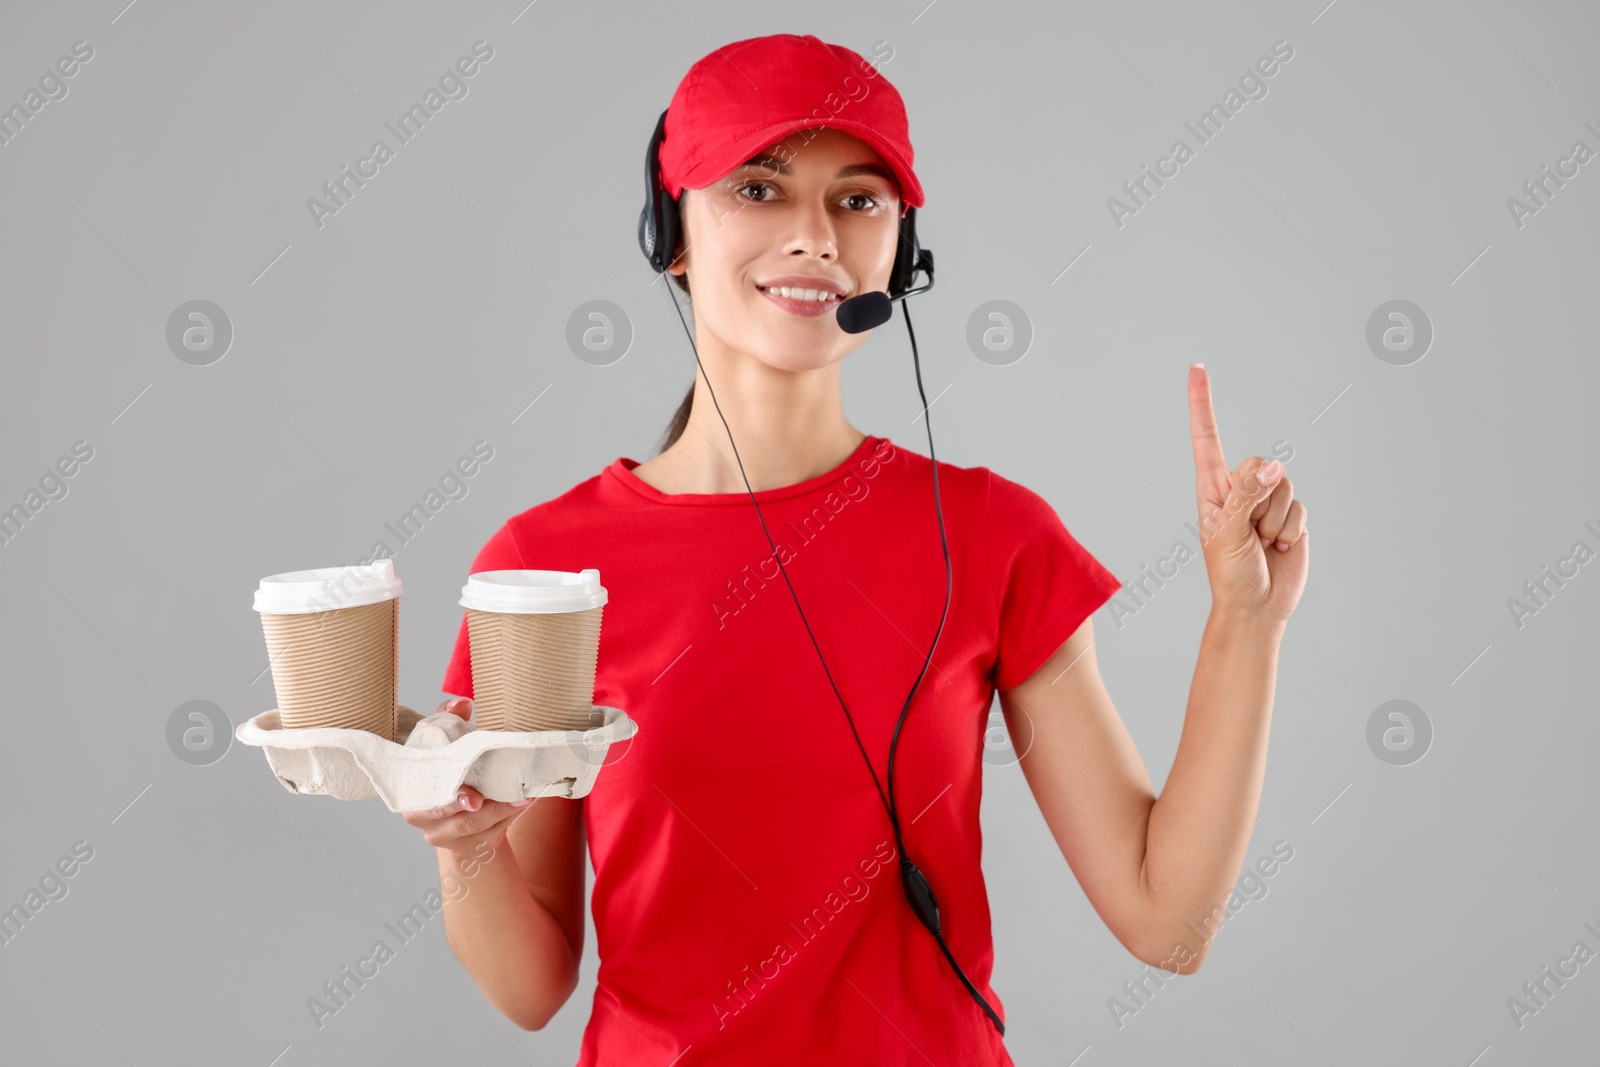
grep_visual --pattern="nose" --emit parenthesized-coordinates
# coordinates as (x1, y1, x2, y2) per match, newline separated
(781, 195, 838, 262)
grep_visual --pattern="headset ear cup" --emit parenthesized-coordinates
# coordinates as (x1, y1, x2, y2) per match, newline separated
(890, 206, 918, 297)
(889, 210, 908, 297)
(659, 188, 681, 276)
(641, 109, 671, 271)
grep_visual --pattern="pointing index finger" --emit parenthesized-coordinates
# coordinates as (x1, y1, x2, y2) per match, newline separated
(1187, 363, 1229, 488)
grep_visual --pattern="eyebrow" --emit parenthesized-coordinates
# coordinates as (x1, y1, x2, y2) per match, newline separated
(740, 153, 899, 187)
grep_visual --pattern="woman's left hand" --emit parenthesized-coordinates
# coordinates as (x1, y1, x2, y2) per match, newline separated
(1187, 364, 1310, 624)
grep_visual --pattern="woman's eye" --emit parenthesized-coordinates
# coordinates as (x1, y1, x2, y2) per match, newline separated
(734, 182, 885, 213)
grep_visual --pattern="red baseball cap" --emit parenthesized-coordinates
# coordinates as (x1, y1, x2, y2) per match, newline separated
(657, 34, 925, 215)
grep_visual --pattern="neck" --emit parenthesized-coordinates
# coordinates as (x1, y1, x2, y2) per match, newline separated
(661, 351, 867, 495)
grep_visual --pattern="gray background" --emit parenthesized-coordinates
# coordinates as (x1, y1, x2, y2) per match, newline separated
(2, 0, 1597, 1064)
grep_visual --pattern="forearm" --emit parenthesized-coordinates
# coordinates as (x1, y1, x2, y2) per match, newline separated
(437, 836, 578, 1030)
(1139, 607, 1284, 965)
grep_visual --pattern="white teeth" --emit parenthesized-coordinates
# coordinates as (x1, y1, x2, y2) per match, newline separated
(763, 286, 840, 302)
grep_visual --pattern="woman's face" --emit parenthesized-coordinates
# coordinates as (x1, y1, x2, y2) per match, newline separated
(669, 128, 903, 374)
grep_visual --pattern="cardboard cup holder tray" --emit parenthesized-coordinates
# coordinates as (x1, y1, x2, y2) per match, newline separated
(236, 704, 636, 813)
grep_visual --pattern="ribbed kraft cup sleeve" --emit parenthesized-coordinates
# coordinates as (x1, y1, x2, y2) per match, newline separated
(466, 604, 602, 731)
(260, 598, 398, 737)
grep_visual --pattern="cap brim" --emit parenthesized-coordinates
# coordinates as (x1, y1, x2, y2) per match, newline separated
(680, 117, 925, 211)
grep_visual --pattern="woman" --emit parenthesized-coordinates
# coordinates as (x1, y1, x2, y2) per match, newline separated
(404, 33, 1308, 1066)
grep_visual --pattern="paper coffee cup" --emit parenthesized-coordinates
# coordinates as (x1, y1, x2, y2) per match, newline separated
(253, 560, 403, 738)
(459, 568, 606, 732)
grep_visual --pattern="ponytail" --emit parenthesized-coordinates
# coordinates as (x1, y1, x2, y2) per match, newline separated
(656, 270, 695, 453)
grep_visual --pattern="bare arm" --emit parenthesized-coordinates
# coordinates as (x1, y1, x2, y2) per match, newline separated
(999, 365, 1309, 972)
(1000, 609, 1284, 972)
(436, 794, 587, 1029)
(1140, 608, 1284, 966)
(409, 698, 589, 1031)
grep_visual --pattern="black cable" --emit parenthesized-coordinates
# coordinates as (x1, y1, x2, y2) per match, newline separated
(661, 283, 894, 823)
(658, 273, 1006, 1037)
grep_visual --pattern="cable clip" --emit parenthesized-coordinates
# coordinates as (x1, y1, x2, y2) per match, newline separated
(900, 856, 942, 937)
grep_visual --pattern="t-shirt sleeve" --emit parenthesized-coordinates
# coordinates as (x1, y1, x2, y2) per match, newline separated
(987, 468, 1122, 692)
(440, 517, 534, 699)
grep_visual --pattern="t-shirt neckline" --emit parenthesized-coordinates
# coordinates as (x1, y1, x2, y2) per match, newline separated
(607, 434, 886, 507)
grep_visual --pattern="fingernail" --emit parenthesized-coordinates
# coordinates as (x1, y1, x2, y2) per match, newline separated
(1191, 362, 1204, 369)
(1276, 541, 1290, 551)
(510, 798, 533, 808)
(1255, 461, 1281, 485)
(458, 792, 471, 810)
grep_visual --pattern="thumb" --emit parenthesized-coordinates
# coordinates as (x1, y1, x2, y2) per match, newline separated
(438, 697, 473, 721)
(1201, 456, 1282, 551)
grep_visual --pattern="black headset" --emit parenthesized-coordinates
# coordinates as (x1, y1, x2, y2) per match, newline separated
(637, 106, 1006, 1039)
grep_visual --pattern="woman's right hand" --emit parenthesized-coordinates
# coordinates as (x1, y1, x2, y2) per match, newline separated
(402, 697, 534, 856)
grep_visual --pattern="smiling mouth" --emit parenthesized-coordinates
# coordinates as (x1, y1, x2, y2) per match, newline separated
(757, 285, 845, 304)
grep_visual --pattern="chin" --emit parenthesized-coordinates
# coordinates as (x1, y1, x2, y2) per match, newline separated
(749, 334, 852, 373)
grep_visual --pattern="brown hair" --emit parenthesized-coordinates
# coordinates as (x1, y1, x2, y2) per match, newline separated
(656, 241, 695, 454)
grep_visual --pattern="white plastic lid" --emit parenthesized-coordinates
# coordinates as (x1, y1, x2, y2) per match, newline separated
(254, 559, 403, 614)
(459, 568, 607, 614)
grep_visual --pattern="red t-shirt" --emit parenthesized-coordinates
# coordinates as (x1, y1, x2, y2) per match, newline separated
(441, 434, 1120, 1065)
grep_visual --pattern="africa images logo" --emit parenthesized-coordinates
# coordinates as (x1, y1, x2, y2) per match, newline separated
(710, 839, 898, 1031)
(1106, 39, 1296, 229)
(305, 41, 495, 230)
(708, 440, 898, 631)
